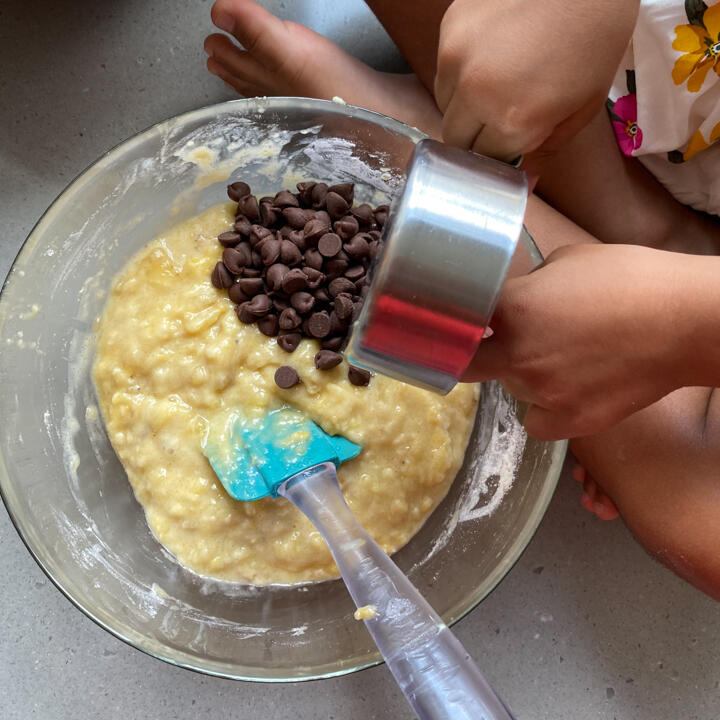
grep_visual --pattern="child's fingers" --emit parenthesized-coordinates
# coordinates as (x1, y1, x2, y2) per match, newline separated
(439, 92, 484, 152)
(460, 336, 508, 383)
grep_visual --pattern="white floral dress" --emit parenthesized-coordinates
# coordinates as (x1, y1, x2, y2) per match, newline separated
(609, 0, 720, 214)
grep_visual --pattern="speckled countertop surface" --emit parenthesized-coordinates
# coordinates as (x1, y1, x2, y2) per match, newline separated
(1, 1, 719, 718)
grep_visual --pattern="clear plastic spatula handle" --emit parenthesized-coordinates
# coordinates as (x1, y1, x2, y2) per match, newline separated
(278, 463, 515, 720)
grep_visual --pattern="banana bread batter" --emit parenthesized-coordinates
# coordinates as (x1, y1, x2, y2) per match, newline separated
(94, 203, 478, 584)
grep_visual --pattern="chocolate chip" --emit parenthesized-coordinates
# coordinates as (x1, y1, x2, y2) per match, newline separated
(222, 246, 248, 274)
(311, 182, 329, 209)
(260, 237, 281, 265)
(279, 307, 302, 330)
(249, 225, 273, 247)
(227, 181, 251, 202)
(329, 310, 348, 334)
(277, 331, 302, 353)
(238, 194, 260, 222)
(307, 311, 331, 338)
(236, 302, 256, 324)
(369, 239, 383, 261)
(325, 256, 349, 278)
(314, 287, 330, 304)
(237, 277, 265, 296)
(329, 277, 356, 297)
(302, 267, 325, 290)
(211, 262, 234, 289)
(228, 283, 250, 304)
(260, 202, 280, 227)
(287, 229, 306, 252)
(280, 239, 302, 266)
(334, 215, 359, 240)
(265, 263, 289, 291)
(290, 291, 315, 314)
(321, 335, 345, 351)
(296, 181, 316, 206)
(348, 366, 371, 386)
(374, 205, 389, 227)
(329, 182, 354, 205)
(351, 203, 375, 227)
(218, 230, 242, 247)
(282, 207, 309, 229)
(234, 215, 252, 236)
(344, 264, 365, 281)
(314, 350, 343, 370)
(251, 250, 262, 267)
(272, 296, 290, 312)
(246, 294, 272, 316)
(304, 248, 323, 271)
(274, 189, 299, 208)
(345, 233, 370, 260)
(333, 293, 354, 320)
(318, 233, 342, 258)
(326, 191, 350, 219)
(242, 267, 262, 278)
(303, 216, 331, 244)
(281, 268, 308, 294)
(275, 366, 300, 389)
(256, 313, 279, 337)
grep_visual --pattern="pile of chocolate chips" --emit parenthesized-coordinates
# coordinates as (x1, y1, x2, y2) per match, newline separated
(211, 179, 387, 388)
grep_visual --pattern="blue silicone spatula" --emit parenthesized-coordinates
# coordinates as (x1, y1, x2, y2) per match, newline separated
(203, 407, 514, 720)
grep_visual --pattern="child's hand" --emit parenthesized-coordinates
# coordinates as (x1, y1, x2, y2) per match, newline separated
(463, 244, 720, 440)
(434, 0, 639, 163)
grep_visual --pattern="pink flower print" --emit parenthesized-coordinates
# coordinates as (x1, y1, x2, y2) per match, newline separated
(612, 94, 643, 156)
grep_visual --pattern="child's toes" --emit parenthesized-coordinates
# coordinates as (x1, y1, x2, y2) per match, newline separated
(205, 34, 270, 95)
(593, 491, 620, 521)
(580, 478, 597, 513)
(211, 0, 292, 74)
(580, 476, 620, 521)
(206, 56, 258, 96)
(571, 462, 586, 484)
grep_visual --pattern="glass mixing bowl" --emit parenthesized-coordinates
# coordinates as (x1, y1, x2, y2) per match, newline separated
(0, 98, 566, 681)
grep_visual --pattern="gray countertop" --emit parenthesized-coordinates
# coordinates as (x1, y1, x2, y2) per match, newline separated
(2, 1, 719, 718)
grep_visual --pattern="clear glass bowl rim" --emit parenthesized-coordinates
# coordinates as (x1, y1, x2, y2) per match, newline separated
(0, 97, 567, 682)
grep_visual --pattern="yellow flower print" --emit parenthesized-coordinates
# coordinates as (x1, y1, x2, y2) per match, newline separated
(683, 120, 720, 160)
(672, 3, 720, 92)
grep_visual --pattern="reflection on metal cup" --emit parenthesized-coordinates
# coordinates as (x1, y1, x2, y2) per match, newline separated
(347, 139, 535, 393)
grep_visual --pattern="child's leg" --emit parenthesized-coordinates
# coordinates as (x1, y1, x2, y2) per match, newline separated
(534, 109, 720, 256)
(572, 388, 720, 601)
(363, 0, 448, 91)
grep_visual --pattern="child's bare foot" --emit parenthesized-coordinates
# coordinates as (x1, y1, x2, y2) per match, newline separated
(204, 0, 442, 138)
(572, 462, 619, 521)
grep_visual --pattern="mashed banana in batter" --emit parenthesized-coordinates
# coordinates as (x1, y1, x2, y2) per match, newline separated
(94, 203, 478, 584)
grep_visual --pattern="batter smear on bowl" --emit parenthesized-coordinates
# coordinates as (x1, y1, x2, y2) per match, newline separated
(93, 181, 478, 585)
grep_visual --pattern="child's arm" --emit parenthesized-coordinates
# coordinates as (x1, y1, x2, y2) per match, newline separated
(462, 244, 720, 440)
(434, 0, 640, 163)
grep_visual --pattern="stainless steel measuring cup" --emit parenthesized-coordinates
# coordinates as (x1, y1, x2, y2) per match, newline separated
(346, 138, 539, 394)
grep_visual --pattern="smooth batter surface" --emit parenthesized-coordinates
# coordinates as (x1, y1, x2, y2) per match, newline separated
(94, 203, 478, 584)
